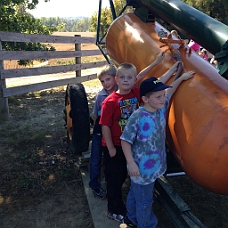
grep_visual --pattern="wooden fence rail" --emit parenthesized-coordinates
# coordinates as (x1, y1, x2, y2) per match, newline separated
(0, 31, 107, 121)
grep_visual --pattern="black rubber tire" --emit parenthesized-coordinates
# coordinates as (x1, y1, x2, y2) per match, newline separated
(65, 83, 90, 155)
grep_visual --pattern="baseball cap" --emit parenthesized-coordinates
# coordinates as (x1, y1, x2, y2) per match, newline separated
(140, 77, 172, 97)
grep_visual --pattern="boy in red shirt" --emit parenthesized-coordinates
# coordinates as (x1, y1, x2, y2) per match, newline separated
(99, 52, 181, 222)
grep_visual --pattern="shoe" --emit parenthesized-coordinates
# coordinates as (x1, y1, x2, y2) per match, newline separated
(92, 187, 106, 199)
(123, 216, 137, 227)
(107, 211, 124, 223)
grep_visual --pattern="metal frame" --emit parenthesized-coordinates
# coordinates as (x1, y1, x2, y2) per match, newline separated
(154, 176, 206, 228)
(96, 0, 129, 64)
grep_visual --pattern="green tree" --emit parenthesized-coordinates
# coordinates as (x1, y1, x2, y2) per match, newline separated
(40, 17, 90, 32)
(0, 0, 52, 32)
(182, 0, 228, 25)
(0, 0, 56, 65)
(90, 8, 113, 36)
(114, 0, 129, 16)
(90, 0, 132, 37)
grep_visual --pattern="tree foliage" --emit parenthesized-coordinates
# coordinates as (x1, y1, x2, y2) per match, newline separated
(0, 0, 56, 65)
(89, 0, 132, 37)
(0, 0, 52, 33)
(182, 0, 228, 25)
(40, 17, 91, 32)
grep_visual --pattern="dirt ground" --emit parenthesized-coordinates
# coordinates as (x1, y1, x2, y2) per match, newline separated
(1, 79, 228, 228)
(0, 82, 97, 228)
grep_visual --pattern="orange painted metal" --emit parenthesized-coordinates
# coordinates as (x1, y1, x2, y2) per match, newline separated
(106, 13, 228, 195)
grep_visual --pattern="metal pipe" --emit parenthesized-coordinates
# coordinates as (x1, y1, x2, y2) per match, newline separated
(166, 172, 186, 177)
(129, 0, 228, 55)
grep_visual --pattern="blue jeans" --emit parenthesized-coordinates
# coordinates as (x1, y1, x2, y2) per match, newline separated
(126, 181, 157, 228)
(89, 121, 103, 189)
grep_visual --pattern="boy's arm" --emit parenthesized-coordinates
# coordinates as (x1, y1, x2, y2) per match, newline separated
(102, 125, 116, 157)
(121, 140, 140, 176)
(93, 93, 100, 123)
(159, 61, 182, 83)
(167, 70, 195, 98)
(136, 52, 165, 82)
(93, 113, 98, 123)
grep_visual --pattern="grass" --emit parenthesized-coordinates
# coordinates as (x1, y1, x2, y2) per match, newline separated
(0, 121, 52, 191)
(0, 88, 73, 196)
(49, 56, 105, 66)
(0, 82, 97, 211)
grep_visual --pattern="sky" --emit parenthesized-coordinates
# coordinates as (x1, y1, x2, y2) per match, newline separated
(28, 0, 110, 18)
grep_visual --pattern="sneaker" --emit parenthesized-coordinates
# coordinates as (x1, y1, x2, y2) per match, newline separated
(107, 211, 124, 223)
(123, 216, 137, 227)
(92, 187, 106, 199)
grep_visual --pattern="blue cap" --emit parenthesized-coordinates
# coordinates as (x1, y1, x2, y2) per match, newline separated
(140, 77, 172, 97)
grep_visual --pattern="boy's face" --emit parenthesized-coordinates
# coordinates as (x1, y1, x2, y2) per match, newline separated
(100, 74, 117, 94)
(115, 68, 137, 92)
(142, 90, 166, 112)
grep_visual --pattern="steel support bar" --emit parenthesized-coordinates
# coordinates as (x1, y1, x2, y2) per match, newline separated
(154, 176, 206, 228)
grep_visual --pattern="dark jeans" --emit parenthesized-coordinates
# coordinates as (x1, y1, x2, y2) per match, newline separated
(89, 120, 103, 189)
(103, 145, 127, 215)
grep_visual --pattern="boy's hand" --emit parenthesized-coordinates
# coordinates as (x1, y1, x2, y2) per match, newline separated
(167, 69, 195, 98)
(128, 161, 140, 176)
(181, 70, 195, 80)
(109, 147, 116, 157)
(154, 52, 165, 64)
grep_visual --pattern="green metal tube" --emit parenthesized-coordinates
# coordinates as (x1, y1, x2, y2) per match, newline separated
(134, 0, 228, 55)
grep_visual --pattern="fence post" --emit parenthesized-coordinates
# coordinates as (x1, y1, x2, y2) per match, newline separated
(75, 35, 81, 78)
(0, 40, 9, 121)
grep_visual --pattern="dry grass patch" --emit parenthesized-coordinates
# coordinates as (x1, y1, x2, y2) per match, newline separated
(0, 81, 100, 228)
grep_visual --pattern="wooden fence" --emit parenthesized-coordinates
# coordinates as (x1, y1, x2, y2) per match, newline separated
(0, 31, 107, 121)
